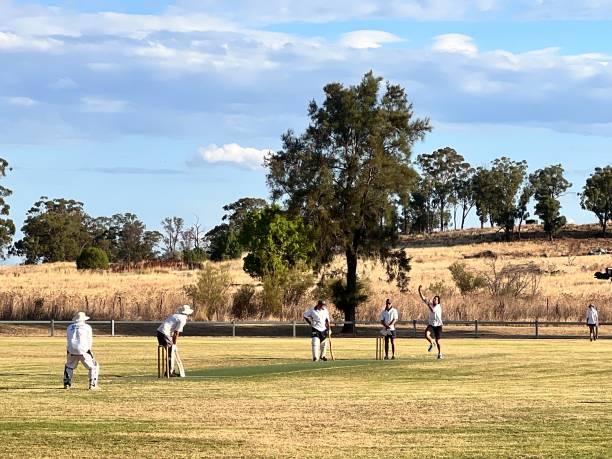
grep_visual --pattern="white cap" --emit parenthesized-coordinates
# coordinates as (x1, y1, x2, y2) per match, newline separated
(176, 304, 194, 315)
(72, 311, 90, 322)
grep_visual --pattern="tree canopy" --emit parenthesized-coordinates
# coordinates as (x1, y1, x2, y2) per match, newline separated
(527, 165, 571, 241)
(266, 72, 431, 328)
(0, 158, 15, 258)
(580, 166, 612, 235)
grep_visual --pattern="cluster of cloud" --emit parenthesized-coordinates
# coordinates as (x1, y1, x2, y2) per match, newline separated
(2, 0, 612, 167)
(190, 144, 271, 170)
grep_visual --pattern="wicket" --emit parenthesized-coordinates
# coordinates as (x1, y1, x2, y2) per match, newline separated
(375, 336, 384, 360)
(157, 345, 171, 378)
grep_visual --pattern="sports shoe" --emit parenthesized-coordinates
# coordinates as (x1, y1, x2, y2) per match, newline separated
(437, 354, 444, 360)
(63, 384, 70, 390)
(391, 356, 396, 360)
(88, 383, 100, 391)
(427, 344, 434, 352)
(320, 356, 328, 361)
(384, 356, 389, 360)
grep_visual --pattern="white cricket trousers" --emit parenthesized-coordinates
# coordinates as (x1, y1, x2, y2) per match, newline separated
(311, 336, 329, 361)
(64, 352, 99, 387)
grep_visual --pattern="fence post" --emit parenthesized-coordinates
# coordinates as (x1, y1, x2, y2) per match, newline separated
(292, 320, 296, 338)
(353, 321, 357, 337)
(49, 319, 55, 337)
(111, 319, 115, 337)
(232, 319, 236, 337)
(413, 319, 417, 338)
(535, 319, 539, 339)
(474, 319, 479, 338)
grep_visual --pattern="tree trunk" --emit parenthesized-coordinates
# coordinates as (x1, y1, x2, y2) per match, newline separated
(342, 247, 359, 333)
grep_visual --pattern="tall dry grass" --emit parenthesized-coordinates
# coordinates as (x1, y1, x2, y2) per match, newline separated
(0, 233, 610, 321)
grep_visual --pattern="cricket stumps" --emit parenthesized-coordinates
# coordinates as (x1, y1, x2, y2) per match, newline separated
(157, 345, 171, 378)
(375, 336, 384, 360)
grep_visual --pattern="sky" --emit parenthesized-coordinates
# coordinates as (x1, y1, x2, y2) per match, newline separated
(2, 0, 612, 258)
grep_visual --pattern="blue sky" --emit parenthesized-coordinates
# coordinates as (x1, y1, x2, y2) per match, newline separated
(2, 0, 612, 257)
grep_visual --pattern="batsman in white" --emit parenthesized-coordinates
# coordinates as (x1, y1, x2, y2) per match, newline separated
(63, 311, 100, 390)
(156, 304, 193, 376)
(303, 299, 331, 362)
(379, 298, 398, 359)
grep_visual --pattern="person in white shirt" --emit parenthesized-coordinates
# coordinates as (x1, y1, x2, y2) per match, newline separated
(379, 298, 398, 359)
(418, 285, 444, 360)
(303, 300, 331, 362)
(586, 304, 599, 341)
(63, 311, 99, 390)
(157, 304, 193, 376)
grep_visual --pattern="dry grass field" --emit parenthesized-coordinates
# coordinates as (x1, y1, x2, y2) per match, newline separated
(0, 337, 611, 458)
(0, 225, 610, 322)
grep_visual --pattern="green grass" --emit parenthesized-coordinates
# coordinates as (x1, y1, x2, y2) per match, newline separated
(0, 337, 611, 458)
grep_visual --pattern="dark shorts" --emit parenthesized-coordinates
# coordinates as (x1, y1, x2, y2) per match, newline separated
(311, 328, 328, 342)
(588, 324, 597, 332)
(427, 325, 443, 340)
(384, 330, 397, 340)
(157, 330, 172, 347)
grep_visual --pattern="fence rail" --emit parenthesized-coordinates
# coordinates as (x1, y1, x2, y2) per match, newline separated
(0, 319, 607, 338)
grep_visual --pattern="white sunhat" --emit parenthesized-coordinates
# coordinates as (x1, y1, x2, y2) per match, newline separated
(72, 311, 90, 322)
(176, 304, 194, 315)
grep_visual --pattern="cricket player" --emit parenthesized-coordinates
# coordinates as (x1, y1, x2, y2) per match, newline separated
(379, 298, 398, 359)
(304, 300, 331, 361)
(586, 304, 599, 341)
(418, 285, 444, 359)
(157, 304, 193, 376)
(63, 311, 99, 390)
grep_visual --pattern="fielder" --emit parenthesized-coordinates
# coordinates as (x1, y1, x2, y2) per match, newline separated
(157, 304, 193, 376)
(63, 311, 100, 390)
(379, 298, 398, 359)
(304, 300, 331, 362)
(586, 304, 599, 341)
(418, 285, 444, 360)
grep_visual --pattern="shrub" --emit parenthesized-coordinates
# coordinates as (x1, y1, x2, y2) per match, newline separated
(231, 285, 258, 319)
(427, 280, 453, 298)
(449, 262, 487, 295)
(76, 247, 109, 270)
(184, 264, 232, 320)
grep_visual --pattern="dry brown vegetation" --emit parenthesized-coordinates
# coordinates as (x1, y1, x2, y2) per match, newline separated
(1, 225, 610, 322)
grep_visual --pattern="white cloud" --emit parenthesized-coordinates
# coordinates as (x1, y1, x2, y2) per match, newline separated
(339, 30, 403, 49)
(0, 31, 62, 51)
(191, 143, 271, 169)
(81, 97, 127, 113)
(49, 77, 78, 90)
(3, 96, 38, 106)
(432, 33, 478, 55)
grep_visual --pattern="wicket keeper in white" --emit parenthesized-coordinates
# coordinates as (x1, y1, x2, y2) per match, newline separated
(63, 311, 100, 390)
(379, 298, 398, 359)
(157, 304, 193, 376)
(304, 300, 331, 362)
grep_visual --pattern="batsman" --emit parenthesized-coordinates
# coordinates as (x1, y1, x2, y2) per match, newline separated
(303, 299, 331, 361)
(156, 304, 193, 376)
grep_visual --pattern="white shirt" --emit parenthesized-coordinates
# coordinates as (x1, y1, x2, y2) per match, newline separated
(66, 322, 93, 355)
(586, 308, 599, 325)
(304, 307, 330, 332)
(157, 313, 188, 337)
(428, 304, 443, 327)
(379, 307, 399, 330)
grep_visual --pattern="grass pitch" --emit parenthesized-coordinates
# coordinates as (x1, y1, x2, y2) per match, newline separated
(1, 337, 611, 458)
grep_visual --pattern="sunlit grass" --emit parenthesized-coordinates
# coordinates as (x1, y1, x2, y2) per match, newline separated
(0, 337, 611, 458)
